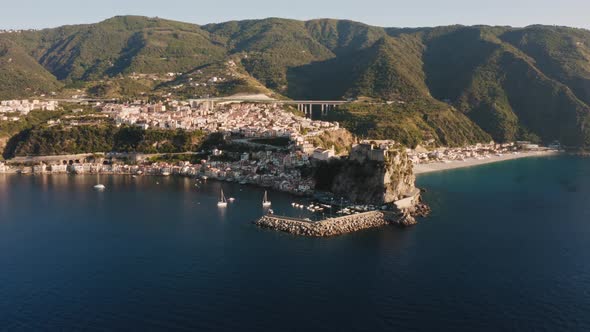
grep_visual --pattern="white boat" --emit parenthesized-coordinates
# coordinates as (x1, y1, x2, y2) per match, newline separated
(228, 197, 236, 202)
(262, 191, 272, 207)
(162, 172, 171, 176)
(217, 189, 228, 207)
(93, 173, 105, 190)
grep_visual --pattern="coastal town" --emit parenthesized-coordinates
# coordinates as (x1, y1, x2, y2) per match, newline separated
(0, 97, 342, 196)
(101, 100, 339, 152)
(0, 98, 561, 185)
(408, 141, 562, 174)
(0, 96, 563, 230)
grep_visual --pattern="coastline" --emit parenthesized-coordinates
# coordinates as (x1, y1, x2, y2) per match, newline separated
(413, 150, 561, 175)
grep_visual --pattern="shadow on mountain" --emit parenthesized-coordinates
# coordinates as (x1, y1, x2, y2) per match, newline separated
(286, 54, 361, 100)
(422, 27, 498, 102)
(106, 32, 146, 77)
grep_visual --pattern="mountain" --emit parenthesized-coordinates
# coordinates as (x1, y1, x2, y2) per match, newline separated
(0, 39, 62, 99)
(10, 16, 226, 82)
(2, 16, 590, 147)
(421, 26, 590, 146)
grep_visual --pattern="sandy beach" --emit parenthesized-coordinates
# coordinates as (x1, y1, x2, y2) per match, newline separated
(413, 150, 560, 174)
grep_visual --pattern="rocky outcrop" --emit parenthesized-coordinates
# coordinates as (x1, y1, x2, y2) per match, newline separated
(255, 211, 415, 237)
(410, 202, 431, 218)
(314, 144, 416, 205)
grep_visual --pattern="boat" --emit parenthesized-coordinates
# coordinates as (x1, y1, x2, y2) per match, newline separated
(217, 189, 228, 207)
(93, 173, 105, 190)
(228, 197, 236, 202)
(162, 172, 171, 176)
(262, 191, 272, 207)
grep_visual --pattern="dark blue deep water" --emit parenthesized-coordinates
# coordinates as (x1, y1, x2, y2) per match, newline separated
(2, 155, 590, 331)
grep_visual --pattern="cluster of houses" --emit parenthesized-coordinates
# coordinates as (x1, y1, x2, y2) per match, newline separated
(0, 99, 59, 121)
(200, 150, 314, 194)
(407, 141, 550, 164)
(0, 98, 345, 195)
(101, 101, 339, 150)
(2, 148, 316, 195)
(0, 29, 37, 34)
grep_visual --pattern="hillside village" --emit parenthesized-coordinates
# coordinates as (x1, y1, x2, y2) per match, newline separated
(0, 98, 343, 195)
(103, 100, 338, 150)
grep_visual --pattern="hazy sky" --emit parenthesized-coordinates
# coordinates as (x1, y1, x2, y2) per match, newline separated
(2, 0, 589, 30)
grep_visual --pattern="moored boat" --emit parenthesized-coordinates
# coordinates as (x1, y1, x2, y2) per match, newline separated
(218, 189, 228, 207)
(262, 191, 272, 207)
(93, 173, 105, 190)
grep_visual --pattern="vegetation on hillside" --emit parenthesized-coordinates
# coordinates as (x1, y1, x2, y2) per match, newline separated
(3, 125, 205, 158)
(2, 16, 590, 147)
(325, 102, 491, 148)
(0, 39, 62, 99)
(307, 128, 356, 154)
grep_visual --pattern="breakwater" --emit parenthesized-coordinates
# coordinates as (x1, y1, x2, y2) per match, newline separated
(254, 211, 416, 237)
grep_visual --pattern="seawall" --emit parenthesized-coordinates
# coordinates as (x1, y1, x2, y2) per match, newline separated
(254, 211, 416, 237)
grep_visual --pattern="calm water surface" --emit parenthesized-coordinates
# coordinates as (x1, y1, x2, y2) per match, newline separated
(1, 155, 590, 331)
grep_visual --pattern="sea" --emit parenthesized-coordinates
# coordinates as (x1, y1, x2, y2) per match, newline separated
(1, 155, 590, 331)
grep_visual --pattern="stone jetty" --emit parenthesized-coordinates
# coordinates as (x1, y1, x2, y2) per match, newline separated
(254, 211, 416, 237)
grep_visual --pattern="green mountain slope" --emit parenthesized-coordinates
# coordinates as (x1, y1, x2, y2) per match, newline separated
(3, 16, 590, 147)
(10, 16, 226, 82)
(0, 39, 62, 99)
(203, 18, 334, 91)
(420, 26, 590, 146)
(325, 100, 491, 147)
(500, 26, 590, 106)
(156, 57, 277, 98)
(346, 34, 430, 101)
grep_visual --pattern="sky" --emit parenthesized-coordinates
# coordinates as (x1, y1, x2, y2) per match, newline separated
(2, 0, 589, 30)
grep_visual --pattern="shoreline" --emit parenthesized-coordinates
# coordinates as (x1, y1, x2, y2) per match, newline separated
(413, 150, 561, 175)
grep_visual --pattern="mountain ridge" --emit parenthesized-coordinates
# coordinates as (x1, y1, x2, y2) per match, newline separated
(2, 15, 590, 147)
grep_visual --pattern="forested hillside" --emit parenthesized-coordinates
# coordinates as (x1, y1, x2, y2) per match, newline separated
(2, 16, 590, 146)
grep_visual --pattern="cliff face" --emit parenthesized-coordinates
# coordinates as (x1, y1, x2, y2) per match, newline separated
(314, 145, 416, 204)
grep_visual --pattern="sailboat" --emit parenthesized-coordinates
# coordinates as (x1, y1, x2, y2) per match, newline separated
(93, 173, 105, 190)
(262, 190, 272, 207)
(217, 189, 228, 207)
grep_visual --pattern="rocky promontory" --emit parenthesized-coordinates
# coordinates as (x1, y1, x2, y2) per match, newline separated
(313, 143, 416, 205)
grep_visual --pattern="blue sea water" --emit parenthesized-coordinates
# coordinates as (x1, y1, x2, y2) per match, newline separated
(1, 155, 590, 331)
